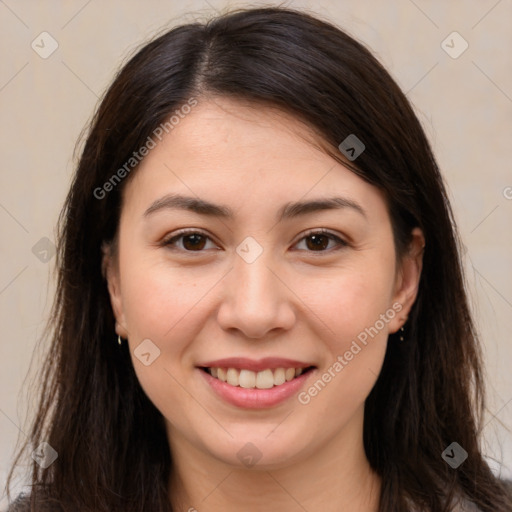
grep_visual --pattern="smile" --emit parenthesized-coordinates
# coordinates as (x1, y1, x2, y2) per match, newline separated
(201, 366, 315, 389)
(197, 363, 317, 409)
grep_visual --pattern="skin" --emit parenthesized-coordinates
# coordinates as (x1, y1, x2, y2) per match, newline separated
(104, 96, 425, 512)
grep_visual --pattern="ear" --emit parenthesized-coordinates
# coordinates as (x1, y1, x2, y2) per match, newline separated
(388, 227, 425, 333)
(101, 241, 128, 338)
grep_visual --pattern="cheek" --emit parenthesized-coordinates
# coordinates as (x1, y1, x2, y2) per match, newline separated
(296, 263, 396, 339)
(119, 261, 206, 422)
(297, 270, 392, 415)
(118, 260, 222, 398)
(120, 258, 218, 340)
(297, 262, 395, 397)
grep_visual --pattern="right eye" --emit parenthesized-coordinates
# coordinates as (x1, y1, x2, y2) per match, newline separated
(161, 229, 218, 252)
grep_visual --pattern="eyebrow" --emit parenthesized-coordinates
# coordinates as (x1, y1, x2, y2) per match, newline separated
(143, 193, 367, 221)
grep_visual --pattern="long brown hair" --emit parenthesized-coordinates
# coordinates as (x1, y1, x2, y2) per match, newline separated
(5, 6, 512, 511)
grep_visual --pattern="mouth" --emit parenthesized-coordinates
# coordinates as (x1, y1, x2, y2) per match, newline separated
(199, 366, 316, 389)
(196, 357, 318, 408)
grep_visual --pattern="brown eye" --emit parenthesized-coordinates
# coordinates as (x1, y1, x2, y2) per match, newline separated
(181, 233, 207, 251)
(295, 230, 347, 253)
(305, 233, 330, 251)
(162, 231, 215, 251)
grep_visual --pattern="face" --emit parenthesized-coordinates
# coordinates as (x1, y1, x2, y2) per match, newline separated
(104, 97, 424, 470)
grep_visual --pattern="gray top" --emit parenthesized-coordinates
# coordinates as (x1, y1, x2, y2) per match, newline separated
(7, 487, 512, 511)
(0, 495, 486, 512)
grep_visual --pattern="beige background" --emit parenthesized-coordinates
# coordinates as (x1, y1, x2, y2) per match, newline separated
(1, 0, 511, 503)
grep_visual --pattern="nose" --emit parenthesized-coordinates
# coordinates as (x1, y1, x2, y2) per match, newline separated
(216, 250, 296, 339)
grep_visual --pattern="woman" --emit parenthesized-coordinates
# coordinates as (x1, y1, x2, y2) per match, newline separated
(5, 6, 512, 512)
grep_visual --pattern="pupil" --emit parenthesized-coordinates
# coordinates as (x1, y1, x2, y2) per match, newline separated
(307, 234, 328, 251)
(184, 234, 205, 250)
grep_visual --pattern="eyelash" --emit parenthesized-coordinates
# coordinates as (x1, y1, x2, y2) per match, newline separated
(161, 228, 348, 255)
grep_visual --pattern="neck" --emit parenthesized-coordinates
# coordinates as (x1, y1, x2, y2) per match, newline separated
(167, 406, 381, 512)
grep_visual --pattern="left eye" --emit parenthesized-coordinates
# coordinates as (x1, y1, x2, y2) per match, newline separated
(162, 229, 346, 253)
(162, 230, 216, 252)
(294, 230, 347, 252)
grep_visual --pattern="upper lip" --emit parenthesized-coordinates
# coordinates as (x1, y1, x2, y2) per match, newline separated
(197, 357, 315, 372)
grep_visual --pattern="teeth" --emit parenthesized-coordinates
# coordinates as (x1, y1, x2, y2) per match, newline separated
(273, 368, 286, 386)
(256, 369, 274, 389)
(226, 368, 239, 386)
(239, 369, 256, 388)
(217, 368, 227, 382)
(206, 367, 309, 389)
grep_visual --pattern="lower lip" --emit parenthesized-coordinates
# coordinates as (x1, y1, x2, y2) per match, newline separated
(197, 368, 315, 409)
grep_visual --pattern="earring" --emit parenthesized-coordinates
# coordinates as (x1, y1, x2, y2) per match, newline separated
(118, 335, 123, 346)
(399, 326, 405, 342)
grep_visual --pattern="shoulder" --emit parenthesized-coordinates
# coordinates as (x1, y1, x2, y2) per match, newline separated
(454, 498, 482, 511)
(4, 494, 29, 512)
(4, 494, 62, 512)
(448, 478, 512, 511)
(406, 479, 512, 511)
(503, 478, 512, 495)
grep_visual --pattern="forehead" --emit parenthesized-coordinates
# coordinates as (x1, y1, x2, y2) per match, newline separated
(121, 97, 388, 223)
(155, 97, 330, 167)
